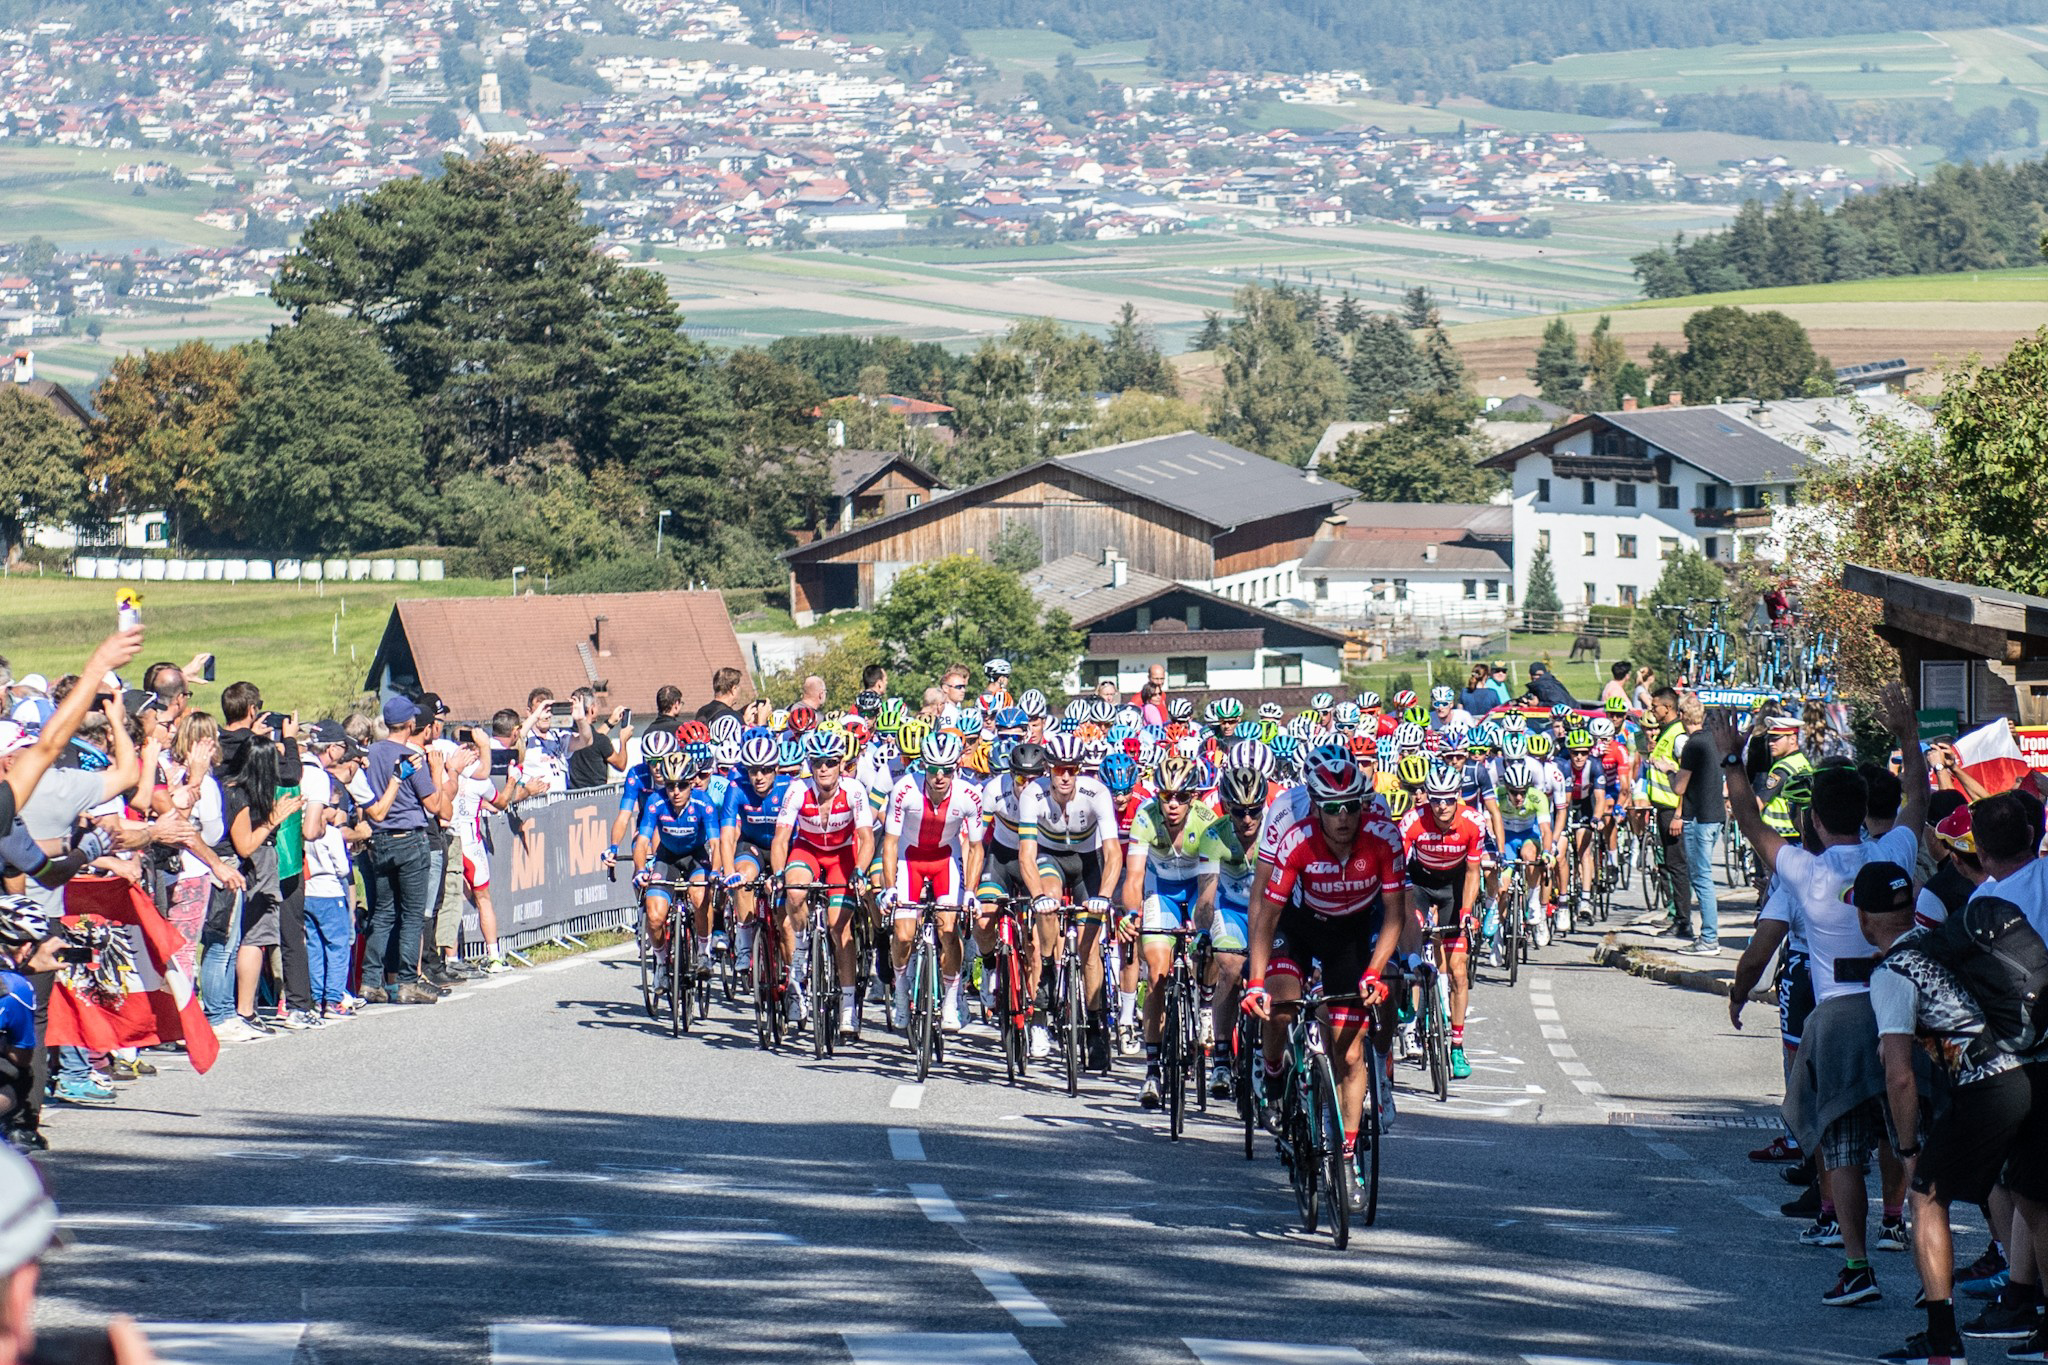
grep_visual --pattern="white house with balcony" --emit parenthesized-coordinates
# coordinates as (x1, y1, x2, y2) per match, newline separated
(1482, 394, 1929, 610)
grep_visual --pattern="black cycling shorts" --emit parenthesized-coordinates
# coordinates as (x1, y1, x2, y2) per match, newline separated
(653, 851, 710, 885)
(1039, 847, 1106, 900)
(1269, 900, 1382, 1028)
(1406, 864, 1466, 945)
(981, 846, 1033, 900)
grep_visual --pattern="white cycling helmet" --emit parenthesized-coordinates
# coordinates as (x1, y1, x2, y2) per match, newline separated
(737, 735, 777, 768)
(1588, 717, 1616, 740)
(920, 731, 963, 770)
(1226, 737, 1276, 779)
(710, 714, 742, 745)
(1017, 688, 1048, 719)
(1502, 758, 1538, 791)
(1423, 765, 1463, 799)
(1042, 731, 1085, 766)
(1393, 721, 1425, 752)
(641, 729, 678, 758)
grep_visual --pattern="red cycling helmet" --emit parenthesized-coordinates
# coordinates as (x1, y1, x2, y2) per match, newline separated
(676, 720, 711, 745)
(786, 705, 818, 734)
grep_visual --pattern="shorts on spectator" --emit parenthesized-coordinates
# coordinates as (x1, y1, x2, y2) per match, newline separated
(1821, 1096, 1884, 1172)
(1913, 1067, 2033, 1207)
(2005, 1061, 2048, 1203)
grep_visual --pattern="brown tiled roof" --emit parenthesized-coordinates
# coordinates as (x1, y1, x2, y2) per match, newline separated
(378, 591, 750, 720)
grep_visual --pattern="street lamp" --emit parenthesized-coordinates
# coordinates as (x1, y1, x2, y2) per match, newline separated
(655, 509, 672, 559)
(511, 565, 527, 596)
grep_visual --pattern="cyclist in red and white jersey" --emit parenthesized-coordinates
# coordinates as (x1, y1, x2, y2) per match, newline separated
(1399, 765, 1485, 1080)
(1245, 748, 1408, 1215)
(770, 729, 874, 1038)
(881, 731, 983, 1033)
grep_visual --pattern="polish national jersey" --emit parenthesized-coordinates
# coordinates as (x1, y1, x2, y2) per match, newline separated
(980, 773, 1032, 853)
(638, 784, 722, 856)
(1018, 776, 1119, 853)
(1127, 799, 1227, 882)
(1399, 806, 1487, 873)
(720, 773, 791, 850)
(1264, 821, 1407, 918)
(886, 776, 986, 855)
(775, 777, 873, 853)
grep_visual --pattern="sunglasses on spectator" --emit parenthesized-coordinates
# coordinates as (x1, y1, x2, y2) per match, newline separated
(1318, 799, 1363, 815)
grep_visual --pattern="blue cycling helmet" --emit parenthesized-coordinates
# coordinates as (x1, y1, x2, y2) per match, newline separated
(776, 735, 807, 771)
(989, 736, 1018, 774)
(684, 740, 714, 770)
(1099, 751, 1139, 794)
(956, 711, 984, 739)
(994, 705, 1029, 731)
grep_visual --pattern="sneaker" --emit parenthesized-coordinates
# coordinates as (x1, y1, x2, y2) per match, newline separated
(1801, 1216, 1845, 1247)
(4, 1126, 45, 1153)
(1966, 1270, 2015, 1300)
(1450, 1045, 1471, 1080)
(1750, 1135, 1804, 1163)
(440, 958, 477, 979)
(1782, 1185, 1824, 1218)
(108, 1058, 157, 1081)
(1209, 1061, 1232, 1099)
(1086, 1027, 1111, 1071)
(943, 1000, 964, 1033)
(1878, 1219, 1911, 1252)
(272, 1010, 317, 1031)
(1678, 938, 1722, 958)
(342, 992, 369, 1010)
(1959, 1240, 2009, 1283)
(1341, 1155, 1368, 1214)
(53, 1077, 118, 1105)
(212, 1015, 267, 1042)
(1533, 915, 1551, 949)
(1822, 1264, 1881, 1306)
(322, 1003, 358, 1021)
(1028, 1024, 1049, 1059)
(1140, 1066, 1162, 1109)
(2009, 1325, 2048, 1361)
(1879, 1329, 1966, 1364)
(1964, 1296, 2044, 1340)
(393, 983, 443, 1005)
(479, 957, 511, 975)
(1785, 1155, 1818, 1185)
(358, 986, 390, 1005)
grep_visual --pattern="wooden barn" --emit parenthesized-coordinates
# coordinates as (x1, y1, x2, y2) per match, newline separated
(782, 431, 1356, 623)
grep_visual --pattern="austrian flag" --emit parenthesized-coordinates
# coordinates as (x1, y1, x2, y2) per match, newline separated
(49, 878, 220, 1074)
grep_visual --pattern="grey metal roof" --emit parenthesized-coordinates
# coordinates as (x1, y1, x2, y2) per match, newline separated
(1598, 407, 1815, 485)
(828, 449, 941, 500)
(1023, 552, 1178, 628)
(1056, 431, 1355, 530)
(1300, 540, 1510, 574)
(1329, 501, 1511, 537)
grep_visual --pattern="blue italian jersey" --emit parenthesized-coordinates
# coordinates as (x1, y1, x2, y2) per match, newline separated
(721, 773, 789, 848)
(637, 786, 721, 857)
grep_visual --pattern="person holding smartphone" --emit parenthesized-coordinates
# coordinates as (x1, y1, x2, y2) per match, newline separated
(358, 696, 449, 1006)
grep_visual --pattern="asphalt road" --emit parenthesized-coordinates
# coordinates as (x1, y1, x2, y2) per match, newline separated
(30, 901, 1995, 1365)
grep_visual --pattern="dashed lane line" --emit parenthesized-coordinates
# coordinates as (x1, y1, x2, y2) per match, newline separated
(1184, 1339, 1372, 1364)
(489, 1324, 678, 1363)
(140, 1322, 304, 1365)
(889, 1128, 927, 1161)
(971, 1268, 1065, 1328)
(844, 1332, 1036, 1364)
(908, 1183, 965, 1224)
(891, 1084, 924, 1110)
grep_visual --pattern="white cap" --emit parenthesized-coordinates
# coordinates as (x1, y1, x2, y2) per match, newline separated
(0, 1145, 58, 1276)
(0, 723, 30, 758)
(14, 675, 46, 695)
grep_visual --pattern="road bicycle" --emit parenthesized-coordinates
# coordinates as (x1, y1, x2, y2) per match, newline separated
(1273, 984, 1386, 1248)
(804, 880, 856, 1060)
(1051, 899, 1109, 1097)
(642, 876, 706, 1038)
(1589, 817, 1621, 923)
(981, 895, 1034, 1083)
(1723, 823, 1759, 892)
(902, 897, 947, 1083)
(1414, 923, 1459, 1103)
(1231, 977, 1261, 1160)
(1496, 857, 1533, 986)
(1150, 927, 1209, 1140)
(739, 872, 786, 1052)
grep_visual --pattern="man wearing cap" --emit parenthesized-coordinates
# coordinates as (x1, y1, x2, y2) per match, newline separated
(1523, 661, 1579, 710)
(301, 721, 368, 1018)
(5, 678, 50, 734)
(358, 696, 449, 1006)
(1860, 861, 2048, 1365)
(1757, 713, 1814, 846)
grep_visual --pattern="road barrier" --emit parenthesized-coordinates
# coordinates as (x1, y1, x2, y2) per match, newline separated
(460, 787, 635, 959)
(73, 556, 446, 583)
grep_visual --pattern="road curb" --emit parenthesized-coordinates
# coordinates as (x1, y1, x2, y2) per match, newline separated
(1594, 933, 1773, 1003)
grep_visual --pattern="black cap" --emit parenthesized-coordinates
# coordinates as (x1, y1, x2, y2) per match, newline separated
(1528, 662, 1548, 677)
(416, 692, 451, 719)
(1844, 860, 1914, 915)
(120, 689, 164, 716)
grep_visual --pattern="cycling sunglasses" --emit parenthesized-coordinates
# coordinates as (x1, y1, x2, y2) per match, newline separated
(1428, 795, 1460, 806)
(1227, 803, 1263, 818)
(1158, 790, 1195, 803)
(811, 756, 843, 769)
(1050, 763, 1082, 776)
(745, 765, 778, 777)
(1317, 799, 1363, 815)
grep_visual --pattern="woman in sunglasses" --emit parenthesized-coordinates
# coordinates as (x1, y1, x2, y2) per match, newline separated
(1244, 749, 1409, 1215)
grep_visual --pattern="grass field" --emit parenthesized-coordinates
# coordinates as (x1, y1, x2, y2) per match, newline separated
(0, 576, 499, 717)
(1613, 266, 2048, 309)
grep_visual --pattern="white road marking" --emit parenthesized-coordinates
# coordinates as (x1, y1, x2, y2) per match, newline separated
(1646, 1141, 1692, 1161)
(1540, 1025, 1568, 1040)
(889, 1128, 927, 1161)
(1524, 1356, 1686, 1365)
(1557, 1062, 1592, 1078)
(909, 1183, 965, 1223)
(141, 1323, 306, 1365)
(490, 1323, 678, 1363)
(1571, 1078, 1608, 1095)
(1529, 994, 1556, 1008)
(891, 1084, 924, 1110)
(644, 1230, 802, 1245)
(972, 1267, 1065, 1327)
(1529, 977, 1554, 990)
(64, 1213, 218, 1232)
(1547, 1043, 1577, 1058)
(1184, 1339, 1372, 1364)
(844, 1332, 1036, 1364)
(1532, 1007, 1561, 1022)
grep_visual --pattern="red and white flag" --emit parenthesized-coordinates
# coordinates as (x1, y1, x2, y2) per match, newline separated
(1954, 718, 2032, 796)
(49, 878, 220, 1074)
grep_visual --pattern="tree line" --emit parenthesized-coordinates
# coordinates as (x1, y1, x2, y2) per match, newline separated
(1527, 306, 1836, 408)
(1632, 156, 2048, 297)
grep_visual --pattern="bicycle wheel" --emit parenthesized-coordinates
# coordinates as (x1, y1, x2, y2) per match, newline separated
(692, 907, 713, 1022)
(1503, 873, 1522, 988)
(1288, 1068, 1318, 1231)
(669, 923, 689, 1038)
(637, 914, 658, 1021)
(912, 939, 936, 1083)
(753, 921, 776, 1051)
(1360, 1046, 1383, 1228)
(1163, 980, 1186, 1139)
(1312, 1052, 1350, 1249)
(1234, 1011, 1259, 1160)
(810, 917, 835, 1059)
(1190, 981, 1209, 1117)
(1062, 955, 1083, 1098)
(1425, 974, 1448, 1103)
(719, 899, 738, 1006)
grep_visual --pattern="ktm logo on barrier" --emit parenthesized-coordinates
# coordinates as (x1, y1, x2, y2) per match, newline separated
(567, 803, 609, 877)
(509, 825, 547, 895)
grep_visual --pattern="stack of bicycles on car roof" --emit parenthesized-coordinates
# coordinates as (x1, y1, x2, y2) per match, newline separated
(600, 661, 1661, 1245)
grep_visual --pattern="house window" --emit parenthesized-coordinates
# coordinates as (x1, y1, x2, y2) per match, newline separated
(144, 522, 167, 543)
(1485, 579, 1500, 599)
(1262, 652, 1303, 687)
(1185, 604, 1202, 630)
(1658, 485, 1680, 509)
(1463, 579, 1478, 600)
(1699, 484, 1719, 509)
(1393, 578, 1409, 602)
(1135, 606, 1151, 631)
(1660, 536, 1679, 559)
(1581, 480, 1596, 505)
(1617, 534, 1637, 559)
(1537, 529, 1551, 553)
(1369, 578, 1386, 600)
(1313, 577, 1328, 601)
(1167, 655, 1207, 688)
(1615, 483, 1637, 507)
(907, 493, 922, 508)
(1703, 537, 1721, 560)
(1616, 585, 1639, 607)
(1741, 485, 1763, 509)
(1582, 532, 1596, 556)
(1077, 659, 1119, 687)
(1584, 582, 1598, 604)
(1537, 478, 1551, 503)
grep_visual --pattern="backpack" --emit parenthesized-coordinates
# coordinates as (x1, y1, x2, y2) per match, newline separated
(1908, 895, 2048, 1057)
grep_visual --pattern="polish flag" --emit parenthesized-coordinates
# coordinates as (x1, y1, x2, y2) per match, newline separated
(48, 878, 220, 1074)
(1954, 718, 2032, 796)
